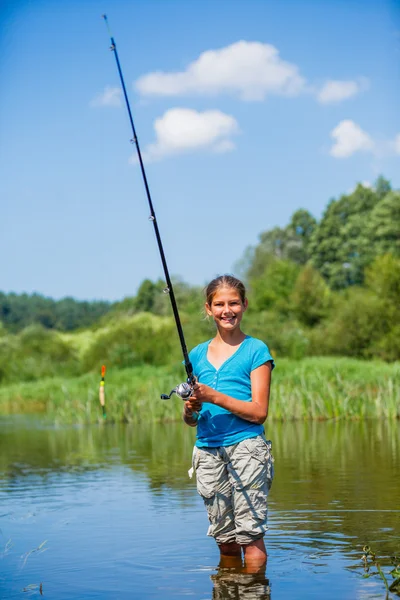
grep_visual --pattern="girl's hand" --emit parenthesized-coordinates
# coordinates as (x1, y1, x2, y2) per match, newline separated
(183, 398, 202, 417)
(191, 382, 215, 404)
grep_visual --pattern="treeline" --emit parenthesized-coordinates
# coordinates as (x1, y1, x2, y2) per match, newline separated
(0, 293, 111, 333)
(244, 175, 398, 289)
(239, 176, 400, 362)
(0, 176, 399, 385)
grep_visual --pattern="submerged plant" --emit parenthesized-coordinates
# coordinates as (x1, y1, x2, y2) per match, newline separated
(2, 537, 13, 556)
(22, 582, 43, 596)
(21, 540, 48, 568)
(361, 545, 400, 598)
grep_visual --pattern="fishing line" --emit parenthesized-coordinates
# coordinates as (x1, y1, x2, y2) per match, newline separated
(102, 15, 194, 400)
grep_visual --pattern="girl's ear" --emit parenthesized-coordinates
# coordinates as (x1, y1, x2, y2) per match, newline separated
(243, 298, 248, 311)
(205, 302, 213, 316)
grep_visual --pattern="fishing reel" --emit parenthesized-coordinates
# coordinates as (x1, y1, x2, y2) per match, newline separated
(161, 381, 194, 401)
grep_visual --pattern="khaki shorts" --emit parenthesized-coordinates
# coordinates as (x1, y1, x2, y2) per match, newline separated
(193, 435, 274, 546)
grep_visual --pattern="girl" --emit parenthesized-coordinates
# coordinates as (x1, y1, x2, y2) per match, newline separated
(183, 275, 274, 568)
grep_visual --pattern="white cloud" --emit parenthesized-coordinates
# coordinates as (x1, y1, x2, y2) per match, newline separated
(90, 86, 122, 108)
(135, 41, 306, 101)
(330, 120, 374, 158)
(317, 78, 368, 104)
(394, 133, 400, 154)
(133, 108, 239, 162)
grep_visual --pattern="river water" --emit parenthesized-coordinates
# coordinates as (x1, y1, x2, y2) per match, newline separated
(0, 417, 399, 599)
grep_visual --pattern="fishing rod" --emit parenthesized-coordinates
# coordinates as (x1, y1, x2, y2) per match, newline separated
(102, 15, 194, 401)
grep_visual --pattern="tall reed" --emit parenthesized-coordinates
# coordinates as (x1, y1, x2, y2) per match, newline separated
(0, 358, 398, 424)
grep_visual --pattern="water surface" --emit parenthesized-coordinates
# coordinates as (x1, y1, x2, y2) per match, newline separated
(1, 417, 399, 599)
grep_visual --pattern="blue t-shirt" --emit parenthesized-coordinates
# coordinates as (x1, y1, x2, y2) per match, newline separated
(189, 335, 275, 448)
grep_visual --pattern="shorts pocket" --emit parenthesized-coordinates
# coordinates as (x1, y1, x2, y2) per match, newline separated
(194, 447, 217, 499)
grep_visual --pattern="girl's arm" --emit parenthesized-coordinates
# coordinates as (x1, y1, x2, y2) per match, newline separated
(189, 362, 272, 425)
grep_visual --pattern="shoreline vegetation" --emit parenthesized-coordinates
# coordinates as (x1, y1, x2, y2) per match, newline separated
(0, 357, 398, 424)
(1, 178, 399, 425)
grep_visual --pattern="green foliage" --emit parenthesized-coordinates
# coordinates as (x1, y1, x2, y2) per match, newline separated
(366, 254, 400, 305)
(364, 254, 400, 360)
(0, 324, 79, 384)
(248, 258, 301, 314)
(0, 292, 111, 333)
(291, 264, 331, 326)
(305, 255, 400, 361)
(152, 278, 204, 317)
(0, 175, 398, 373)
(237, 176, 399, 361)
(243, 176, 397, 295)
(245, 310, 309, 359)
(308, 288, 385, 358)
(134, 279, 165, 313)
(0, 358, 398, 422)
(286, 209, 318, 264)
(245, 209, 317, 281)
(367, 191, 400, 257)
(308, 184, 380, 288)
(374, 175, 392, 199)
(81, 313, 181, 371)
(109, 278, 204, 319)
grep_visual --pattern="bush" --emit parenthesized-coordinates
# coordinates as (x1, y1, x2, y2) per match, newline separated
(308, 289, 385, 358)
(245, 311, 309, 359)
(81, 313, 182, 371)
(0, 324, 79, 383)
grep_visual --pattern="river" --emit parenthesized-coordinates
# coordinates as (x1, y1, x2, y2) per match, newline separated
(1, 417, 399, 599)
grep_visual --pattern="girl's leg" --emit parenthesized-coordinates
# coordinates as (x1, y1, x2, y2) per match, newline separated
(225, 437, 274, 567)
(218, 541, 242, 558)
(194, 447, 237, 551)
(242, 538, 267, 568)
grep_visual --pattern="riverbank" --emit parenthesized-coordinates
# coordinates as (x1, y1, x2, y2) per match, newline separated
(0, 357, 398, 424)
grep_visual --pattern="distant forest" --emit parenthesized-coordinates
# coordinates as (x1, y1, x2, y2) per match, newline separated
(1, 175, 399, 383)
(0, 293, 111, 333)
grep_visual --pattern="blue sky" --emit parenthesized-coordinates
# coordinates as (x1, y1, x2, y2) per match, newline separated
(1, 0, 399, 301)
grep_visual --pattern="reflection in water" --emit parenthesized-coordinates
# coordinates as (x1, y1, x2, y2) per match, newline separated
(211, 558, 271, 600)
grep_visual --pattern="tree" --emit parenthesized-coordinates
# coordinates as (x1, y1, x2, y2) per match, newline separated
(244, 209, 316, 282)
(291, 264, 331, 326)
(374, 175, 391, 200)
(367, 191, 400, 258)
(285, 209, 317, 264)
(313, 288, 385, 358)
(248, 258, 301, 314)
(309, 184, 380, 288)
(134, 279, 164, 313)
(365, 253, 400, 303)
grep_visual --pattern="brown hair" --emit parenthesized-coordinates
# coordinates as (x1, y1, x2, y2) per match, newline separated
(205, 275, 246, 306)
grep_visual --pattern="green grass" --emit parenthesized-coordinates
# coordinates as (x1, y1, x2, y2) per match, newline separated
(0, 357, 398, 424)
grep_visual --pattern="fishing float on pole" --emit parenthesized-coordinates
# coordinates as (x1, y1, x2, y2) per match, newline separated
(99, 364, 107, 418)
(102, 15, 194, 401)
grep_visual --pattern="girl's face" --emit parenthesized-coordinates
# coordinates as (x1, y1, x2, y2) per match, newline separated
(205, 286, 248, 332)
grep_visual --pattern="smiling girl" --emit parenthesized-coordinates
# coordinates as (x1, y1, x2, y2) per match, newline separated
(183, 275, 274, 568)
